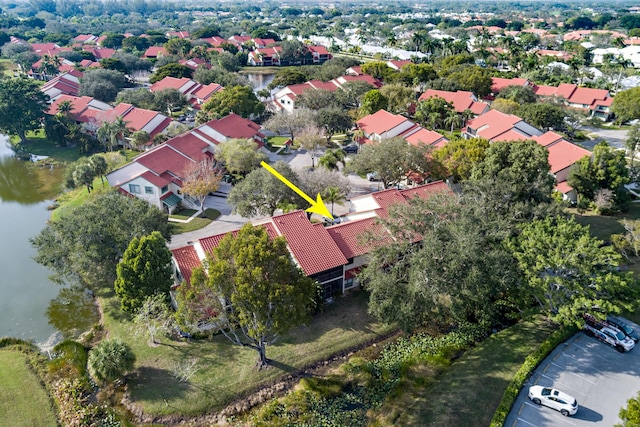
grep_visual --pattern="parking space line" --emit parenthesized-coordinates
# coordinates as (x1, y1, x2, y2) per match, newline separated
(515, 417, 538, 427)
(549, 362, 597, 384)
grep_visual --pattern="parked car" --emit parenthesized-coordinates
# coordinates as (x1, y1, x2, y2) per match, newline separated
(584, 313, 635, 352)
(607, 316, 640, 342)
(343, 144, 359, 154)
(528, 386, 578, 417)
(367, 172, 380, 181)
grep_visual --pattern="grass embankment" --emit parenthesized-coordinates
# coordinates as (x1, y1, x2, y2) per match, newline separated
(101, 290, 394, 417)
(0, 349, 57, 426)
(11, 130, 82, 163)
(570, 203, 640, 241)
(373, 317, 556, 427)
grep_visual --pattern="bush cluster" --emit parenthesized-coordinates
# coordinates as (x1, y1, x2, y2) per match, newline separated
(489, 325, 578, 427)
(250, 323, 488, 426)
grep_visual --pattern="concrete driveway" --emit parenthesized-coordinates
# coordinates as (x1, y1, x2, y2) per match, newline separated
(505, 322, 640, 427)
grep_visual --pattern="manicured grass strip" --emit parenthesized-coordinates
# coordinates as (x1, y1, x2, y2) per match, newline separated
(395, 317, 556, 427)
(169, 209, 198, 220)
(170, 209, 221, 234)
(0, 350, 57, 427)
(490, 325, 578, 427)
(101, 290, 395, 417)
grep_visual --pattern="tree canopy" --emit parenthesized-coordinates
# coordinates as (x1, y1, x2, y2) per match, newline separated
(347, 137, 439, 189)
(114, 231, 173, 313)
(202, 85, 264, 119)
(611, 87, 640, 124)
(215, 138, 267, 176)
(79, 69, 127, 103)
(0, 78, 49, 142)
(206, 224, 316, 368)
(433, 137, 490, 182)
(568, 142, 630, 213)
(508, 217, 640, 326)
(31, 190, 171, 289)
(228, 161, 301, 217)
(361, 191, 518, 331)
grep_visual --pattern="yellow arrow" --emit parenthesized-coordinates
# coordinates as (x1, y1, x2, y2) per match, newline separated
(261, 161, 334, 220)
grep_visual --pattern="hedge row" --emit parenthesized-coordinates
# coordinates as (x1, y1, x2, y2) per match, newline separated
(489, 324, 578, 427)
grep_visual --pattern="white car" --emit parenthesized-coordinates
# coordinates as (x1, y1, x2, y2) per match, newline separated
(528, 386, 578, 416)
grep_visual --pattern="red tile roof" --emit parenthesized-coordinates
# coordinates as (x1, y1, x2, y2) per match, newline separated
(193, 83, 223, 100)
(419, 89, 488, 114)
(532, 131, 564, 147)
(136, 144, 196, 178)
(491, 77, 530, 94)
(165, 132, 210, 161)
(555, 181, 573, 194)
(357, 109, 410, 137)
(140, 170, 170, 187)
(326, 218, 390, 259)
(546, 140, 591, 174)
(203, 113, 263, 140)
(143, 46, 167, 58)
(270, 211, 348, 276)
(150, 76, 198, 94)
(567, 87, 609, 106)
(171, 245, 200, 285)
(403, 127, 446, 146)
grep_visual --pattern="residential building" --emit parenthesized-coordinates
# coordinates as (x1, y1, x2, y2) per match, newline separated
(171, 181, 451, 298)
(107, 114, 266, 209)
(462, 109, 542, 141)
(150, 76, 224, 109)
(490, 77, 613, 119)
(40, 70, 83, 100)
(47, 95, 112, 124)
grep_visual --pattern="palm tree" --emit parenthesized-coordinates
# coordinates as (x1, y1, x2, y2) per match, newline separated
(96, 122, 112, 152)
(87, 339, 136, 385)
(56, 100, 74, 117)
(444, 110, 463, 133)
(412, 31, 426, 52)
(110, 116, 130, 150)
(40, 54, 62, 80)
(323, 186, 346, 217)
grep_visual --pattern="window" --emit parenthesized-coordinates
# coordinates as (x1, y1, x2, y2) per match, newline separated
(129, 184, 140, 194)
(145, 186, 154, 194)
(344, 278, 355, 289)
(161, 185, 169, 194)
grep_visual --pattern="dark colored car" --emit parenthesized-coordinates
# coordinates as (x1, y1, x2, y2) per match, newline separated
(607, 316, 640, 342)
(343, 144, 359, 153)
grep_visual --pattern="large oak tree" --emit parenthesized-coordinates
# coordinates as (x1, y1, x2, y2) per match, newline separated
(207, 224, 316, 368)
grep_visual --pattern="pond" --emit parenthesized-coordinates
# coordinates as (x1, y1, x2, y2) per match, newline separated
(0, 137, 99, 349)
(245, 72, 275, 94)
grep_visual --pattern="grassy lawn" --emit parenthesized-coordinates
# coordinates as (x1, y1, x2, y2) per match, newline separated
(11, 130, 82, 163)
(169, 208, 198, 220)
(170, 208, 221, 234)
(569, 203, 640, 241)
(50, 178, 111, 222)
(101, 290, 395, 417)
(381, 317, 555, 427)
(0, 350, 57, 426)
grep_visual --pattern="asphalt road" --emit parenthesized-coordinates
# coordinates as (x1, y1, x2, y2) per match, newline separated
(578, 126, 628, 151)
(505, 322, 640, 427)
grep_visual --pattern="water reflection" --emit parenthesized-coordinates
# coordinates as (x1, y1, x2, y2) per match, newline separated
(0, 137, 97, 348)
(46, 286, 98, 340)
(0, 142, 63, 204)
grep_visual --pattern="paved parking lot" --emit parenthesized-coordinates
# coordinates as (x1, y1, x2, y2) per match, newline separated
(505, 323, 640, 427)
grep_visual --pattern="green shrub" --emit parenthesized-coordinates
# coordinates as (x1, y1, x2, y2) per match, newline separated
(489, 324, 578, 427)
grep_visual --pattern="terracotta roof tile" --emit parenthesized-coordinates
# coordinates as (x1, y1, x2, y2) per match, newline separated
(357, 109, 410, 137)
(171, 245, 201, 285)
(546, 140, 591, 174)
(326, 218, 391, 259)
(271, 211, 347, 276)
